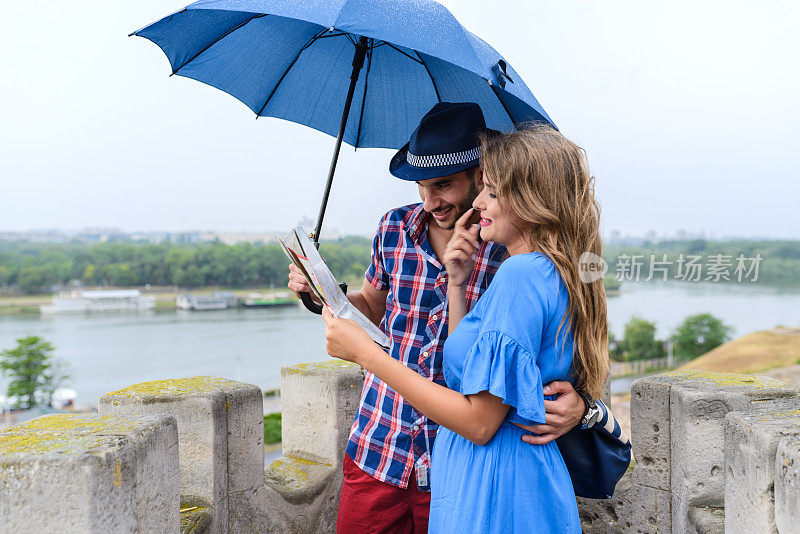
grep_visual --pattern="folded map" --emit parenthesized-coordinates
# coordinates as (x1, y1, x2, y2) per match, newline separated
(278, 226, 390, 349)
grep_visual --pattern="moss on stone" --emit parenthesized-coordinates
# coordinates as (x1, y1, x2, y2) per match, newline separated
(265, 455, 332, 491)
(661, 369, 792, 390)
(0, 414, 139, 455)
(180, 497, 212, 534)
(284, 360, 360, 375)
(757, 409, 800, 422)
(104, 376, 243, 399)
(266, 456, 309, 490)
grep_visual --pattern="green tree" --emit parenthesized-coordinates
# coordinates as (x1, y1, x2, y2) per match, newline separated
(16, 266, 52, 294)
(608, 329, 624, 361)
(671, 313, 733, 360)
(0, 336, 70, 409)
(175, 265, 204, 288)
(621, 316, 664, 361)
(603, 275, 621, 293)
(82, 264, 97, 283)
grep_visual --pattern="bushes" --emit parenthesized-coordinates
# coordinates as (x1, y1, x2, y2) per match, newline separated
(613, 313, 732, 362)
(618, 316, 664, 361)
(671, 313, 733, 360)
(264, 412, 282, 445)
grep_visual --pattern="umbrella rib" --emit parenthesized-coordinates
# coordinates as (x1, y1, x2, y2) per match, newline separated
(170, 14, 267, 76)
(256, 28, 330, 117)
(354, 41, 374, 149)
(384, 43, 423, 65)
(415, 52, 441, 103)
(316, 31, 349, 40)
(489, 84, 518, 130)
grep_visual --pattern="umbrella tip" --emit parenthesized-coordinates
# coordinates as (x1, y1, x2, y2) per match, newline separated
(128, 31, 136, 37)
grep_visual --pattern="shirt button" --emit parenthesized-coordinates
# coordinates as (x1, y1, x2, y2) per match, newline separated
(413, 425, 420, 432)
(431, 314, 439, 321)
(422, 351, 429, 357)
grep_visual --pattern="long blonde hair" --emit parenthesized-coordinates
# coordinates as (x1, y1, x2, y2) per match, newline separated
(479, 125, 609, 398)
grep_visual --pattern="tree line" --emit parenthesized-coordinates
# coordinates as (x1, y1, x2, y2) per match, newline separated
(0, 237, 372, 294)
(1, 238, 798, 295)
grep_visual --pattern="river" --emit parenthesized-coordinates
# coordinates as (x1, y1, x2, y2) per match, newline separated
(0, 281, 798, 405)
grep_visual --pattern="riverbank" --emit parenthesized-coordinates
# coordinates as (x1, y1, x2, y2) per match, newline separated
(0, 279, 369, 317)
(0, 286, 297, 316)
(2, 285, 797, 410)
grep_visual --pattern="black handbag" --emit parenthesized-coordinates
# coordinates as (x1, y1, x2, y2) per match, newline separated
(555, 399, 632, 499)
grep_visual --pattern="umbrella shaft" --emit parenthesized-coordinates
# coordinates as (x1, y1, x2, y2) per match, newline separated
(313, 36, 369, 246)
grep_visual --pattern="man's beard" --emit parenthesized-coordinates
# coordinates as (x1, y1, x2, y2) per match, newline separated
(432, 181, 480, 230)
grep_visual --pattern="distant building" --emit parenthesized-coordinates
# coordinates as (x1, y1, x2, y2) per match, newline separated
(76, 227, 127, 243)
(197, 232, 278, 245)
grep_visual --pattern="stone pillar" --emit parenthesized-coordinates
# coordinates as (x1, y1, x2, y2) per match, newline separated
(579, 375, 674, 533)
(666, 371, 799, 534)
(99, 376, 265, 534)
(262, 361, 364, 533)
(775, 435, 800, 534)
(629, 375, 674, 530)
(725, 409, 800, 533)
(0, 413, 179, 533)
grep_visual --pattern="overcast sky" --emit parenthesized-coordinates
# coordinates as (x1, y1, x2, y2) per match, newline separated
(1, 0, 798, 238)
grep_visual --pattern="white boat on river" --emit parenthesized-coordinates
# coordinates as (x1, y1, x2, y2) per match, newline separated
(40, 289, 156, 314)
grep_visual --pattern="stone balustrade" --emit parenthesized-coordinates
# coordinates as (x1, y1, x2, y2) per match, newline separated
(1, 366, 799, 533)
(579, 370, 800, 534)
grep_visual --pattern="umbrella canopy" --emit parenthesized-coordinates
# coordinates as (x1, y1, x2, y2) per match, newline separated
(133, 0, 555, 149)
(133, 0, 556, 313)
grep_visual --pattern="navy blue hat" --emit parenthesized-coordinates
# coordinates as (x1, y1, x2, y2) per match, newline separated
(390, 102, 493, 181)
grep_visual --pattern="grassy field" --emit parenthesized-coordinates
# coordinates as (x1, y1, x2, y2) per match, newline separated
(264, 413, 282, 445)
(0, 294, 50, 316)
(678, 327, 800, 374)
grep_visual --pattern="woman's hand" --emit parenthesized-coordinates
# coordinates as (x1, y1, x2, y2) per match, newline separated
(443, 208, 481, 288)
(321, 307, 375, 366)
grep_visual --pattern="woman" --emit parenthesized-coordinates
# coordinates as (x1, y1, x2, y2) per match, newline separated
(322, 125, 608, 533)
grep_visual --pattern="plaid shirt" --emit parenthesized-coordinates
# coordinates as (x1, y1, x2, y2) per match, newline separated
(346, 203, 505, 489)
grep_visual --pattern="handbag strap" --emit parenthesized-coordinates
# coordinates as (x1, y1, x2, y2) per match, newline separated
(595, 399, 631, 446)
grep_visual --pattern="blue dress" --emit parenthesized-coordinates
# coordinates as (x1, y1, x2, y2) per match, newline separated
(428, 253, 581, 533)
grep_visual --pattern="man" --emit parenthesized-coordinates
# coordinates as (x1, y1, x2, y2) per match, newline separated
(288, 102, 588, 532)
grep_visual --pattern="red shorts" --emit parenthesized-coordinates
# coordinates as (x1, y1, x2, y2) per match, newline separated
(337, 454, 431, 533)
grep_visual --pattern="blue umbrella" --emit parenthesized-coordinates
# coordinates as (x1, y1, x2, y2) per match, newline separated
(132, 0, 555, 242)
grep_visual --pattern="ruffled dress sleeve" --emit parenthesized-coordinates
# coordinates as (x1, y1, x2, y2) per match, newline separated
(460, 331, 545, 425)
(456, 253, 556, 426)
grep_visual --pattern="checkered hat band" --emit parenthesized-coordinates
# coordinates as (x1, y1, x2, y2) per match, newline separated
(406, 146, 480, 168)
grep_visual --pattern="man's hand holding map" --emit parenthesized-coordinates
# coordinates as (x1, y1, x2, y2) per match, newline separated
(279, 226, 390, 349)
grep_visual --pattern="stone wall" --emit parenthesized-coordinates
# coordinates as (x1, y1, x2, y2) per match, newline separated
(579, 370, 800, 533)
(1, 366, 799, 533)
(0, 413, 179, 532)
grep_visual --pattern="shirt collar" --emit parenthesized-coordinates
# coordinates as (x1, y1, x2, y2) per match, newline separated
(403, 203, 429, 244)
